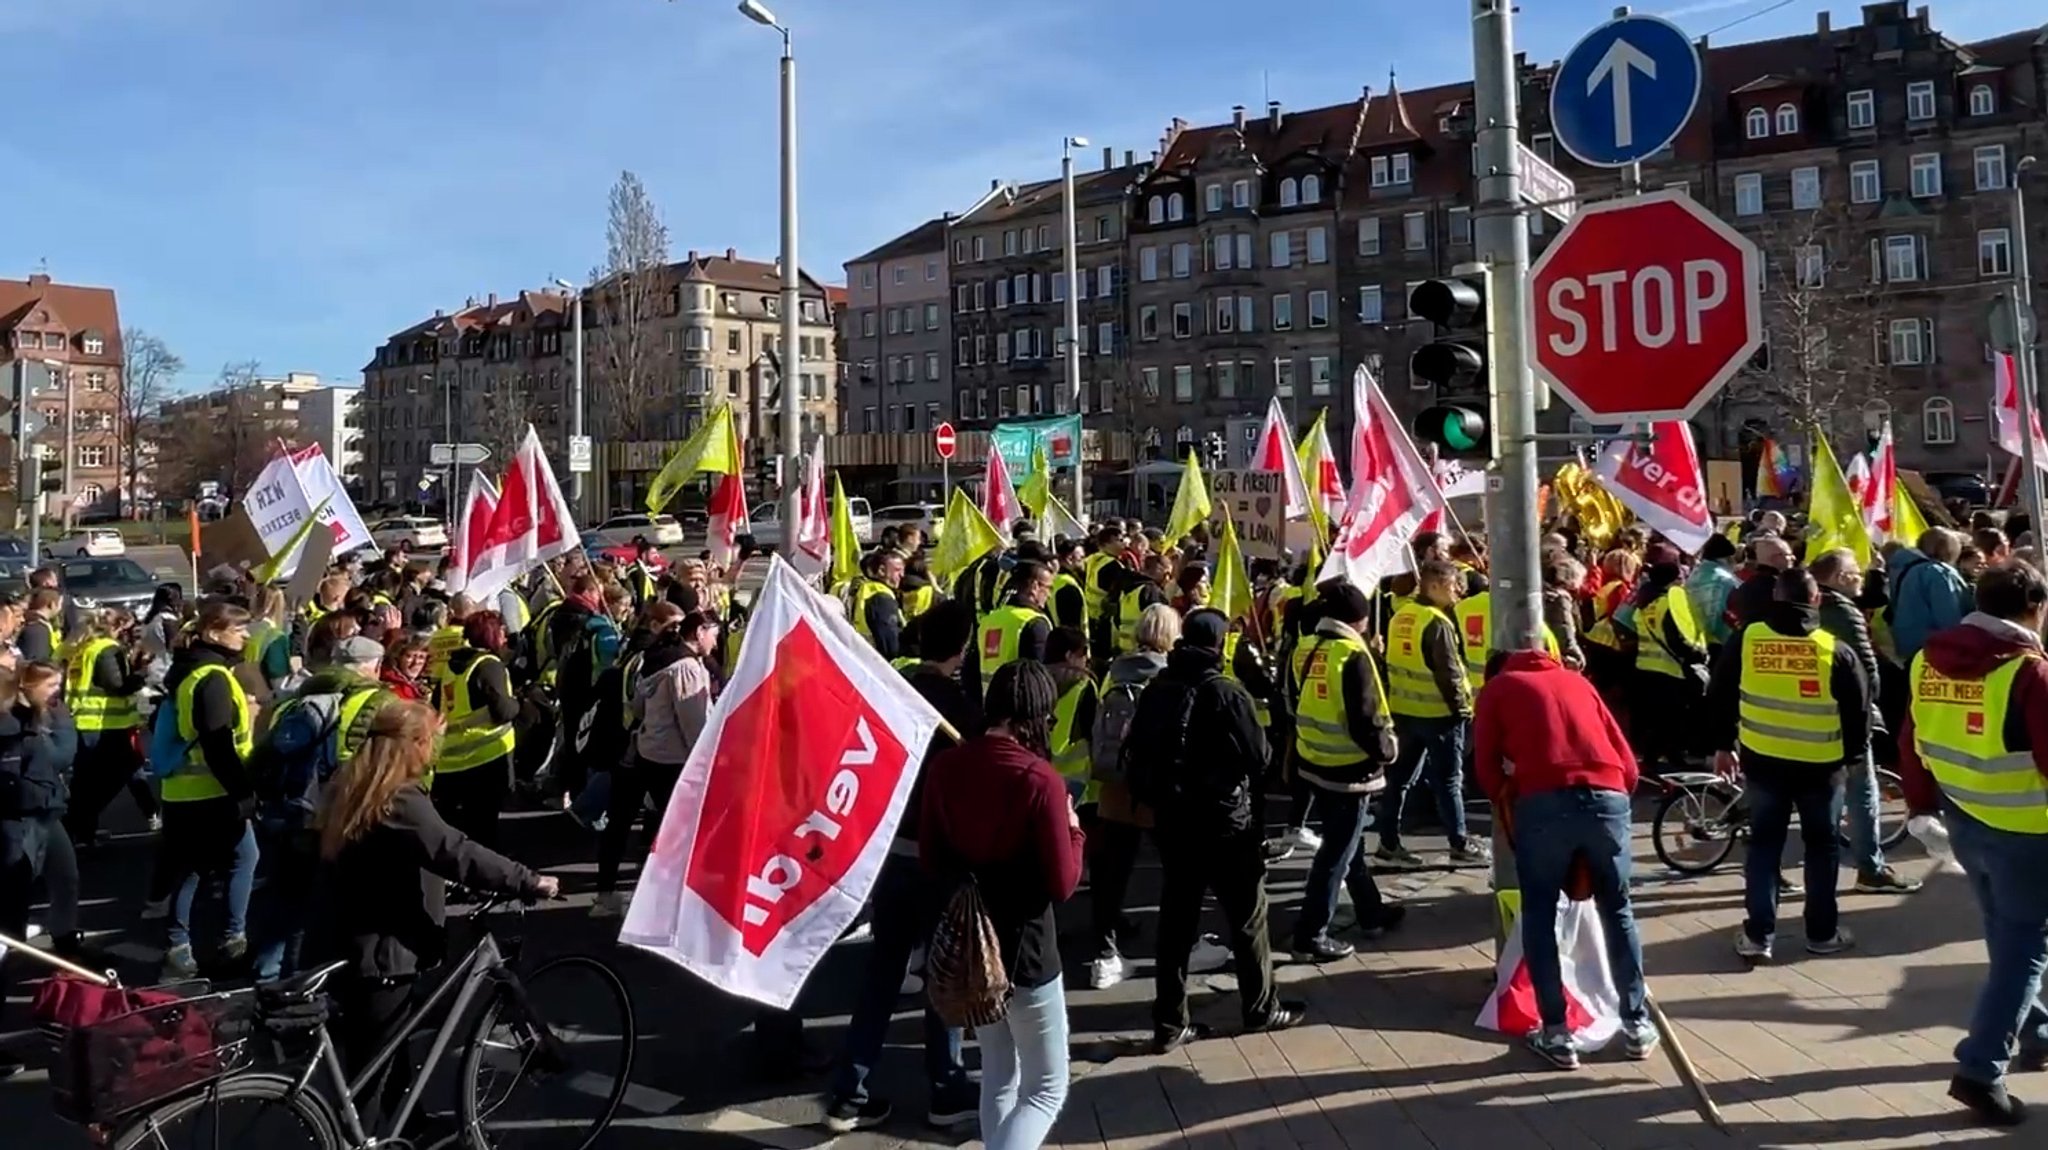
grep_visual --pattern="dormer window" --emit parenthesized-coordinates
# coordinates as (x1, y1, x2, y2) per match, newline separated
(1370, 153, 1412, 188)
(1279, 177, 1299, 207)
(1231, 179, 1250, 208)
(1744, 107, 1769, 139)
(42, 332, 63, 351)
(83, 333, 104, 355)
(1969, 84, 1996, 116)
(1166, 192, 1185, 222)
(1774, 103, 1799, 134)
(1147, 195, 1164, 224)
(1301, 174, 1321, 204)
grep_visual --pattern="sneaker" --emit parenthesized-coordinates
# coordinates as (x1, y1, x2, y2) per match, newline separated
(1188, 934, 1233, 975)
(1733, 929, 1773, 962)
(164, 943, 199, 978)
(1528, 1027, 1581, 1070)
(23, 920, 42, 941)
(1373, 846, 1426, 869)
(140, 898, 170, 921)
(821, 1096, 891, 1134)
(147, 813, 163, 833)
(219, 934, 248, 962)
(1948, 1074, 2029, 1128)
(1777, 875, 1804, 898)
(1622, 1018, 1661, 1061)
(1353, 904, 1409, 939)
(840, 921, 874, 945)
(588, 892, 625, 919)
(926, 1086, 977, 1130)
(1263, 838, 1297, 863)
(1286, 825, 1323, 853)
(1290, 937, 1356, 964)
(1088, 953, 1125, 990)
(1806, 928, 1855, 956)
(1447, 842, 1493, 868)
(1246, 1001, 1307, 1034)
(899, 971, 925, 997)
(1854, 867, 1923, 894)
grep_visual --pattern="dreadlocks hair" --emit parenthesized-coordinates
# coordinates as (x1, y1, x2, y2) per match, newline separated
(984, 659, 1058, 762)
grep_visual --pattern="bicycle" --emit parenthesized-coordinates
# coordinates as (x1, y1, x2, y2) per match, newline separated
(1650, 766, 1910, 875)
(29, 895, 635, 1150)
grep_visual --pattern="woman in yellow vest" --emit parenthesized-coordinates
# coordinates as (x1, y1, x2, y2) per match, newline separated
(245, 586, 294, 691)
(155, 602, 261, 978)
(433, 611, 521, 851)
(1045, 627, 1100, 807)
(1628, 549, 1710, 774)
(61, 607, 152, 845)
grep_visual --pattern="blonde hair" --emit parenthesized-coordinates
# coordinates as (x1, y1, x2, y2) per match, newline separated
(90, 606, 135, 640)
(253, 586, 288, 626)
(318, 700, 440, 860)
(1134, 603, 1183, 655)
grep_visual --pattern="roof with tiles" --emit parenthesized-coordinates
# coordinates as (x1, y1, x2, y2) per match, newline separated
(847, 217, 946, 265)
(0, 274, 122, 365)
(957, 164, 1149, 227)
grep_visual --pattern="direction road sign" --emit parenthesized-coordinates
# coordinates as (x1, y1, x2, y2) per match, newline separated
(933, 421, 957, 460)
(1552, 13, 1700, 168)
(1528, 190, 1762, 424)
(429, 442, 491, 466)
(1517, 142, 1577, 223)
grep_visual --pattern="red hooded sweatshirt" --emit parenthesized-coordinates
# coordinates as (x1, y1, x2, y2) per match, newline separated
(1896, 615, 2048, 816)
(1474, 650, 1639, 802)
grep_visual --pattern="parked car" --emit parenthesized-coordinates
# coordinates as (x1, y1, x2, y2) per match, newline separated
(581, 531, 674, 569)
(57, 557, 161, 613)
(1925, 471, 1993, 511)
(369, 516, 450, 551)
(46, 528, 126, 559)
(847, 497, 874, 544)
(871, 502, 943, 540)
(0, 535, 33, 576)
(745, 512, 784, 551)
(588, 513, 686, 549)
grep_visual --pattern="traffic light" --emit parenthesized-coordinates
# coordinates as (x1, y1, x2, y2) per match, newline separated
(1409, 271, 1497, 462)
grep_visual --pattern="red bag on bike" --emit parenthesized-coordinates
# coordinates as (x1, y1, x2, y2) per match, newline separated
(31, 975, 251, 1126)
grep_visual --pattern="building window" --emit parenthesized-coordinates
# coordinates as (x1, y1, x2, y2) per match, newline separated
(1206, 183, 1224, 213)
(83, 334, 103, 355)
(1036, 224, 1050, 249)
(1098, 265, 1114, 296)
(1171, 242, 1191, 278)
(972, 236, 985, 260)
(1308, 356, 1332, 395)
(1236, 295, 1255, 333)
(1888, 318, 1928, 365)
(1213, 233, 1235, 269)
(1775, 103, 1799, 134)
(1884, 234, 1924, 282)
(926, 258, 939, 281)
(1172, 302, 1193, 339)
(1922, 397, 1956, 444)
(886, 310, 901, 335)
(1147, 196, 1164, 224)
(1448, 207, 1471, 245)
(1097, 216, 1113, 242)
(924, 302, 939, 330)
(1004, 229, 1018, 256)
(1744, 107, 1769, 139)
(1307, 290, 1330, 329)
(1734, 173, 1763, 216)
(1791, 166, 1821, 210)
(1140, 367, 1160, 398)
(1270, 232, 1291, 268)
(1975, 145, 2008, 192)
(995, 279, 1010, 308)
(1980, 228, 2013, 277)
(1906, 80, 1936, 122)
(1280, 177, 1299, 207)
(85, 371, 106, 391)
(1272, 293, 1293, 331)
(1231, 179, 1250, 208)
(1970, 85, 1996, 117)
(1850, 160, 1881, 204)
(1140, 305, 1159, 340)
(891, 266, 907, 286)
(1403, 212, 1426, 250)
(1359, 285, 1384, 323)
(1371, 153, 1413, 187)
(1166, 193, 1185, 222)
(77, 445, 108, 469)
(1909, 153, 1942, 198)
(1794, 244, 1826, 289)
(1171, 365, 1193, 401)
(1097, 322, 1114, 354)
(1139, 247, 1158, 282)
(1306, 226, 1328, 264)
(1847, 89, 1875, 130)
(1358, 218, 1381, 256)
(925, 351, 940, 381)
(1301, 174, 1321, 204)
(1274, 357, 1295, 398)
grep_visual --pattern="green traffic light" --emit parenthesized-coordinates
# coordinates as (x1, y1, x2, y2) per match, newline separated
(1441, 412, 1481, 452)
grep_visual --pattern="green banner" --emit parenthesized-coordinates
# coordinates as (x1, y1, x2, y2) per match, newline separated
(988, 415, 1082, 474)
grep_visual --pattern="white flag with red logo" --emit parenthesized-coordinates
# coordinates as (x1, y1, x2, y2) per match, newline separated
(461, 425, 580, 602)
(790, 436, 831, 579)
(707, 472, 751, 572)
(446, 470, 499, 595)
(620, 556, 944, 1009)
(1296, 412, 1346, 529)
(982, 445, 1024, 541)
(1317, 366, 1447, 589)
(1994, 352, 2048, 473)
(1252, 396, 1312, 521)
(1861, 423, 1895, 540)
(1591, 421, 1714, 556)
(287, 442, 375, 559)
(1844, 451, 1872, 511)
(1477, 896, 1623, 1050)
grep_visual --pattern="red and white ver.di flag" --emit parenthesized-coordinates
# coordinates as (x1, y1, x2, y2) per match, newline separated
(790, 436, 831, 580)
(446, 470, 500, 595)
(620, 556, 946, 1008)
(1478, 896, 1623, 1050)
(1861, 422, 1896, 541)
(1994, 352, 2048, 473)
(462, 425, 580, 602)
(707, 473, 751, 573)
(1251, 396, 1311, 520)
(982, 445, 1024, 542)
(1317, 365, 1447, 590)
(1592, 421, 1715, 556)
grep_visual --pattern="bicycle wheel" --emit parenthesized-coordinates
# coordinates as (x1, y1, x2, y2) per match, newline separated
(1873, 767, 1911, 851)
(112, 1073, 341, 1150)
(460, 955, 637, 1150)
(1652, 783, 1742, 874)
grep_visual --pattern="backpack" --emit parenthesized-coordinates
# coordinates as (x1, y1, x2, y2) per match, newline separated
(925, 876, 1009, 1030)
(1088, 679, 1144, 784)
(1122, 683, 1206, 810)
(250, 689, 361, 814)
(147, 695, 194, 780)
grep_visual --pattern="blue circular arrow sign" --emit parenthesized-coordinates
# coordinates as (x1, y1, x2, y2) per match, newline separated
(1551, 13, 1700, 168)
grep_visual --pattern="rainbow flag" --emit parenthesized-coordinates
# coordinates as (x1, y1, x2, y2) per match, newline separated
(1755, 437, 1795, 498)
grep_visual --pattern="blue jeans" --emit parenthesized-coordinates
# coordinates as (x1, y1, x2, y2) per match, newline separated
(1511, 787, 1648, 1029)
(828, 854, 967, 1106)
(976, 977, 1069, 1150)
(1943, 801, 2048, 1087)
(168, 815, 259, 950)
(1743, 769, 1843, 944)
(1836, 753, 1884, 876)
(250, 815, 317, 980)
(1292, 788, 1385, 949)
(1380, 716, 1469, 852)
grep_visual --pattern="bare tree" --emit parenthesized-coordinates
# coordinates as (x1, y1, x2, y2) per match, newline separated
(154, 360, 277, 499)
(588, 170, 672, 442)
(120, 327, 182, 516)
(471, 374, 540, 469)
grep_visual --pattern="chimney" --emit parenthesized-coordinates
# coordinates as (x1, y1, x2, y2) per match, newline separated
(1267, 100, 1283, 131)
(1124, 149, 1135, 166)
(1913, 5, 1928, 27)
(465, 296, 476, 308)
(1102, 145, 1113, 170)
(27, 273, 50, 288)
(1816, 11, 1830, 34)
(1232, 104, 1247, 130)
(725, 247, 737, 260)
(687, 248, 699, 262)
(433, 308, 444, 319)
(486, 292, 497, 307)
(991, 177, 1001, 190)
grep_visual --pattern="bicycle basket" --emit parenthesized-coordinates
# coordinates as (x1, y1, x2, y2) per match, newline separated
(43, 985, 259, 1126)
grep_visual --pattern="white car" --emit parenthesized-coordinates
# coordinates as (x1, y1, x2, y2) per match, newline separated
(48, 528, 125, 558)
(847, 497, 874, 544)
(871, 503, 942, 540)
(589, 513, 686, 549)
(746, 513, 784, 550)
(369, 516, 449, 551)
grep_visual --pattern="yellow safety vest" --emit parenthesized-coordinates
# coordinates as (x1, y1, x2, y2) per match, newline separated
(1584, 581, 1626, 649)
(1736, 627, 1844, 763)
(850, 579, 897, 646)
(1910, 653, 2047, 834)
(890, 655, 921, 672)
(1267, 584, 1304, 645)
(166, 664, 254, 803)
(1635, 585, 1705, 679)
(1384, 600, 1457, 719)
(1453, 591, 1560, 690)
(977, 604, 1045, 696)
(1050, 572, 1085, 631)
(900, 584, 937, 622)
(1080, 552, 1119, 624)
(1114, 586, 1152, 655)
(435, 652, 517, 774)
(530, 601, 564, 687)
(500, 592, 532, 634)
(1294, 632, 1377, 767)
(427, 625, 466, 683)
(66, 637, 141, 732)
(1049, 676, 1101, 804)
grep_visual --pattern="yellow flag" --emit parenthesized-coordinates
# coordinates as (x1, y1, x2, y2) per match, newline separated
(1893, 483, 1930, 546)
(254, 497, 331, 584)
(1210, 507, 1253, 624)
(829, 473, 861, 588)
(1163, 450, 1211, 549)
(1018, 446, 1053, 520)
(646, 402, 740, 513)
(929, 486, 1002, 586)
(1295, 410, 1334, 545)
(1804, 428, 1873, 567)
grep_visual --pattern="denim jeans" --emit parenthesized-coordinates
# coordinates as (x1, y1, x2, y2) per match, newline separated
(250, 817, 318, 980)
(1380, 716, 1468, 852)
(1943, 801, 2048, 1087)
(165, 803, 259, 950)
(976, 977, 1069, 1150)
(828, 853, 967, 1106)
(1742, 769, 1843, 944)
(1836, 753, 1884, 876)
(1510, 787, 1648, 1029)
(1291, 788, 1385, 949)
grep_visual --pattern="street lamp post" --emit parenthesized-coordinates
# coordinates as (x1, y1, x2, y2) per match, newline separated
(2010, 157, 2046, 539)
(553, 277, 587, 512)
(737, 0, 804, 539)
(1061, 136, 1088, 523)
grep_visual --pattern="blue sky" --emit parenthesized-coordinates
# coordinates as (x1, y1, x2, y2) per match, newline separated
(0, 0, 2018, 394)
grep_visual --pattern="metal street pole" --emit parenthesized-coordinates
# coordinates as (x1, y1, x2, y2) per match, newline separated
(442, 373, 456, 526)
(2011, 158, 2046, 538)
(778, 29, 802, 540)
(1061, 136, 1087, 523)
(57, 364, 72, 522)
(565, 282, 586, 512)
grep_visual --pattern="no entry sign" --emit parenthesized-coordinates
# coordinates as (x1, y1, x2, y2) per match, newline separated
(933, 421, 957, 460)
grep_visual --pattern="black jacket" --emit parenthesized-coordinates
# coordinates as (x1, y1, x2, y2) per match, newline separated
(1707, 602, 1870, 779)
(164, 642, 255, 803)
(1291, 619, 1401, 792)
(897, 662, 980, 850)
(0, 702, 75, 821)
(446, 648, 521, 727)
(310, 786, 543, 979)
(17, 618, 56, 664)
(1817, 586, 1884, 734)
(1121, 645, 1268, 834)
(861, 585, 905, 661)
(87, 642, 149, 701)
(1728, 568, 1781, 634)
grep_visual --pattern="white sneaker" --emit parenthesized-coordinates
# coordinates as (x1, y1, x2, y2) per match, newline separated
(1287, 825, 1323, 853)
(900, 971, 926, 996)
(588, 892, 625, 918)
(1188, 935, 1234, 974)
(140, 899, 170, 921)
(147, 813, 163, 833)
(1088, 953, 1125, 989)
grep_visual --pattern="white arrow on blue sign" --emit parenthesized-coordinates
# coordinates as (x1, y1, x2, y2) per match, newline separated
(1551, 13, 1701, 168)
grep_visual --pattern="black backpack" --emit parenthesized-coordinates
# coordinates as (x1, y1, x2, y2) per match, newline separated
(1122, 681, 1206, 810)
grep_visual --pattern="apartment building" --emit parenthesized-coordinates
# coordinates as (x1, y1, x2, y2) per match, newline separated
(841, 218, 951, 436)
(298, 384, 363, 488)
(0, 273, 125, 519)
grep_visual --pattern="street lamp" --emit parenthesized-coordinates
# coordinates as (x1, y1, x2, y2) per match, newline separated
(552, 276, 587, 509)
(1061, 136, 1088, 523)
(2009, 157, 2046, 539)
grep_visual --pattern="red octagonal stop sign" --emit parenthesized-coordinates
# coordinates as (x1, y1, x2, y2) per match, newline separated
(1529, 190, 1763, 424)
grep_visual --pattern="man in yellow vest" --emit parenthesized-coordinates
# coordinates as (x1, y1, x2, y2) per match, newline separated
(62, 616, 149, 847)
(1045, 627, 1100, 806)
(1080, 524, 1126, 663)
(850, 550, 907, 660)
(974, 559, 1054, 699)
(1897, 561, 2048, 1129)
(1050, 539, 1089, 633)
(1453, 574, 1560, 691)
(1377, 559, 1482, 869)
(1706, 568, 1866, 965)
(1629, 548, 1712, 773)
